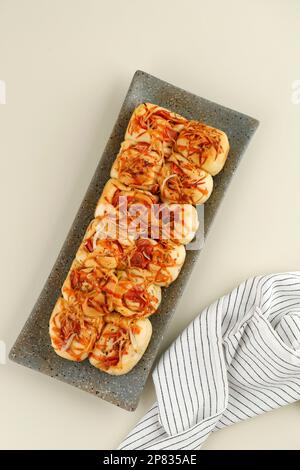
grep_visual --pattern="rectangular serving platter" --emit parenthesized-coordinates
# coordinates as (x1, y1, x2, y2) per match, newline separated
(9, 70, 259, 411)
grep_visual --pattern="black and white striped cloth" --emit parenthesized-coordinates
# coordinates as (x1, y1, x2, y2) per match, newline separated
(119, 272, 300, 450)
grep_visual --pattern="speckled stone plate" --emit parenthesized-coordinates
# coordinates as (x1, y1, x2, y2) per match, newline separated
(9, 71, 259, 411)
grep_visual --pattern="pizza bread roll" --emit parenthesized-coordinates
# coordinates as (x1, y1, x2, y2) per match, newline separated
(76, 218, 125, 268)
(125, 238, 186, 287)
(111, 140, 163, 192)
(89, 313, 152, 375)
(95, 180, 158, 240)
(94, 201, 148, 242)
(175, 120, 229, 176)
(98, 178, 158, 208)
(49, 297, 102, 361)
(159, 154, 213, 205)
(97, 178, 158, 212)
(62, 258, 117, 314)
(92, 202, 134, 244)
(150, 203, 199, 245)
(125, 102, 187, 157)
(113, 271, 161, 318)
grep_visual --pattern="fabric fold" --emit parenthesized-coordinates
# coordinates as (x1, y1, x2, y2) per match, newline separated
(118, 272, 300, 450)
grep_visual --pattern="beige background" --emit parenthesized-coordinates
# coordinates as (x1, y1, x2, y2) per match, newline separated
(1, 0, 300, 450)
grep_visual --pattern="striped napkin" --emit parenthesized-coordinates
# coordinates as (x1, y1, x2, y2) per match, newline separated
(118, 272, 300, 450)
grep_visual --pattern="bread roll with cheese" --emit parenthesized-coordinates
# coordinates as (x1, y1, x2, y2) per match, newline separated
(150, 203, 199, 245)
(113, 271, 161, 318)
(62, 258, 117, 314)
(125, 102, 187, 157)
(159, 153, 213, 205)
(111, 140, 163, 192)
(125, 238, 186, 286)
(95, 180, 158, 240)
(175, 120, 229, 176)
(97, 178, 158, 211)
(91, 202, 135, 244)
(76, 218, 125, 268)
(49, 297, 102, 361)
(89, 313, 152, 375)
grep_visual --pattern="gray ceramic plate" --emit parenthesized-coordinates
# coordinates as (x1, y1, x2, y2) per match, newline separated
(9, 71, 259, 411)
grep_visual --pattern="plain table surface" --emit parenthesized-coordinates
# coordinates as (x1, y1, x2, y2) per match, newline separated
(1, 0, 300, 450)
